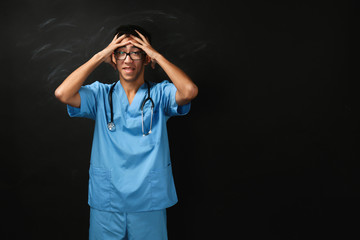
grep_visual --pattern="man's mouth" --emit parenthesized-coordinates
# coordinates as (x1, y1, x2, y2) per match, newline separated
(122, 67, 135, 73)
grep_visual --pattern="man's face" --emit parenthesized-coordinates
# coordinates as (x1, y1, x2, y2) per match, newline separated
(112, 36, 149, 83)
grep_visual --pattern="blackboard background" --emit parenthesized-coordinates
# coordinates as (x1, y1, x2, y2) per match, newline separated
(1, 0, 358, 239)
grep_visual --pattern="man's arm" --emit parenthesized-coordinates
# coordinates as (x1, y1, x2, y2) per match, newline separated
(130, 31, 198, 106)
(154, 54, 198, 106)
(54, 34, 128, 107)
(54, 53, 104, 107)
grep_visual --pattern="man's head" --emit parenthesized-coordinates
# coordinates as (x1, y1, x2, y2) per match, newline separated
(112, 25, 152, 83)
(114, 25, 151, 44)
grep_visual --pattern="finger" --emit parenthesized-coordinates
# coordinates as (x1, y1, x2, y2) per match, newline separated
(129, 34, 144, 44)
(151, 59, 156, 69)
(112, 34, 119, 42)
(128, 40, 143, 49)
(115, 40, 132, 49)
(112, 33, 123, 42)
(114, 34, 126, 43)
(134, 30, 148, 43)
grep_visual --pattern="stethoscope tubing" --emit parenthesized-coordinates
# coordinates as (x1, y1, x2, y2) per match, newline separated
(107, 81, 154, 135)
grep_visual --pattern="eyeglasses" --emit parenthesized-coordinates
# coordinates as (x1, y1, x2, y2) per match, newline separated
(114, 51, 145, 60)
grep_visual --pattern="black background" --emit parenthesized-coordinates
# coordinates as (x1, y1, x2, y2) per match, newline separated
(1, 0, 359, 239)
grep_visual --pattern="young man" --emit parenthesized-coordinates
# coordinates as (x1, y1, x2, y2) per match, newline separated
(55, 25, 198, 240)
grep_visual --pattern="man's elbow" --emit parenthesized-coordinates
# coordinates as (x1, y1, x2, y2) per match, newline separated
(176, 84, 198, 106)
(55, 88, 64, 101)
(184, 84, 198, 101)
(54, 88, 70, 104)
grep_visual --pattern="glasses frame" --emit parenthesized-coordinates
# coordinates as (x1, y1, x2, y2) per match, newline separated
(114, 51, 146, 61)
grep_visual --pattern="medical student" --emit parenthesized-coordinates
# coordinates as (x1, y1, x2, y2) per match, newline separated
(55, 25, 198, 240)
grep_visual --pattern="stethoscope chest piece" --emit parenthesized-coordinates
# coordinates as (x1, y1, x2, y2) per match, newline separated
(107, 81, 154, 135)
(107, 122, 116, 132)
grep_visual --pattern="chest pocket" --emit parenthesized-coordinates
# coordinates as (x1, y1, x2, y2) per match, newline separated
(138, 133, 157, 147)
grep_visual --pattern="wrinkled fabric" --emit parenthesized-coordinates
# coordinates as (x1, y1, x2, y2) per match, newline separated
(67, 80, 190, 212)
(89, 207, 167, 240)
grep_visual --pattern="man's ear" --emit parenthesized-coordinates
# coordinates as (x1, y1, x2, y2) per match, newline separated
(111, 53, 117, 66)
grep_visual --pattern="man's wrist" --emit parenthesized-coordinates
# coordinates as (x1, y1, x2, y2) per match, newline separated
(153, 52, 165, 63)
(94, 51, 107, 62)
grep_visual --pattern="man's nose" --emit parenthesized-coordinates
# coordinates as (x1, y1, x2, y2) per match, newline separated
(124, 54, 133, 63)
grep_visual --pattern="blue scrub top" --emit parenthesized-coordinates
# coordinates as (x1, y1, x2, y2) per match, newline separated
(67, 80, 190, 212)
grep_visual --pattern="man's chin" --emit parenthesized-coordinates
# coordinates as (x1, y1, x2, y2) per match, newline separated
(119, 69, 144, 83)
(120, 73, 137, 82)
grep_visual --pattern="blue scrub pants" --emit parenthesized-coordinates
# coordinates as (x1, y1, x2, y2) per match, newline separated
(89, 207, 168, 240)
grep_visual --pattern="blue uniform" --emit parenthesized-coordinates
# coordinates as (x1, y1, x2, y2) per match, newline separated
(67, 80, 190, 213)
(89, 208, 168, 240)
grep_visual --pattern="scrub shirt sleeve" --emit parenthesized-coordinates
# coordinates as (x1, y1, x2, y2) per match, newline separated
(67, 81, 101, 120)
(161, 80, 191, 117)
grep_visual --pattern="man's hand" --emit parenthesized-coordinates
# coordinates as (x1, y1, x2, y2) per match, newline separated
(99, 34, 129, 70)
(55, 34, 131, 107)
(130, 30, 198, 105)
(130, 30, 160, 69)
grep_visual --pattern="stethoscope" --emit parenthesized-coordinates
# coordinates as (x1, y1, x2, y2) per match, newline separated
(107, 81, 154, 136)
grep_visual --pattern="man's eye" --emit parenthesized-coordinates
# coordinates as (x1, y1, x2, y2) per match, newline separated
(119, 51, 126, 54)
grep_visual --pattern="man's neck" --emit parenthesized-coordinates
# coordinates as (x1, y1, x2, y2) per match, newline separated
(119, 77, 145, 105)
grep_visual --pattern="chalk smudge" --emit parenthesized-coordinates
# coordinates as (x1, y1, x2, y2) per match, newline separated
(38, 18, 56, 29)
(31, 44, 52, 60)
(32, 45, 73, 60)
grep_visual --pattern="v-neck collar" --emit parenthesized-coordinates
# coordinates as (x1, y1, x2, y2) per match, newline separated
(114, 81, 147, 111)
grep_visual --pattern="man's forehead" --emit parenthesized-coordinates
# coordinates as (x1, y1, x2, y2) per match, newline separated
(120, 36, 137, 43)
(119, 37, 140, 49)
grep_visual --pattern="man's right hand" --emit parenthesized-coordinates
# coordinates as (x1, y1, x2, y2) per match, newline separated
(98, 34, 128, 70)
(55, 34, 129, 107)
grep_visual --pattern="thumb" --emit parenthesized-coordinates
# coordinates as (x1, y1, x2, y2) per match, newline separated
(151, 59, 157, 69)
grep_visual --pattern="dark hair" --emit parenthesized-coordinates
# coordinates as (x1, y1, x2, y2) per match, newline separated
(114, 25, 152, 44)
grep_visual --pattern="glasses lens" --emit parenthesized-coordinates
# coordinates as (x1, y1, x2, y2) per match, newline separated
(115, 51, 143, 60)
(130, 52, 143, 60)
(115, 52, 127, 60)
